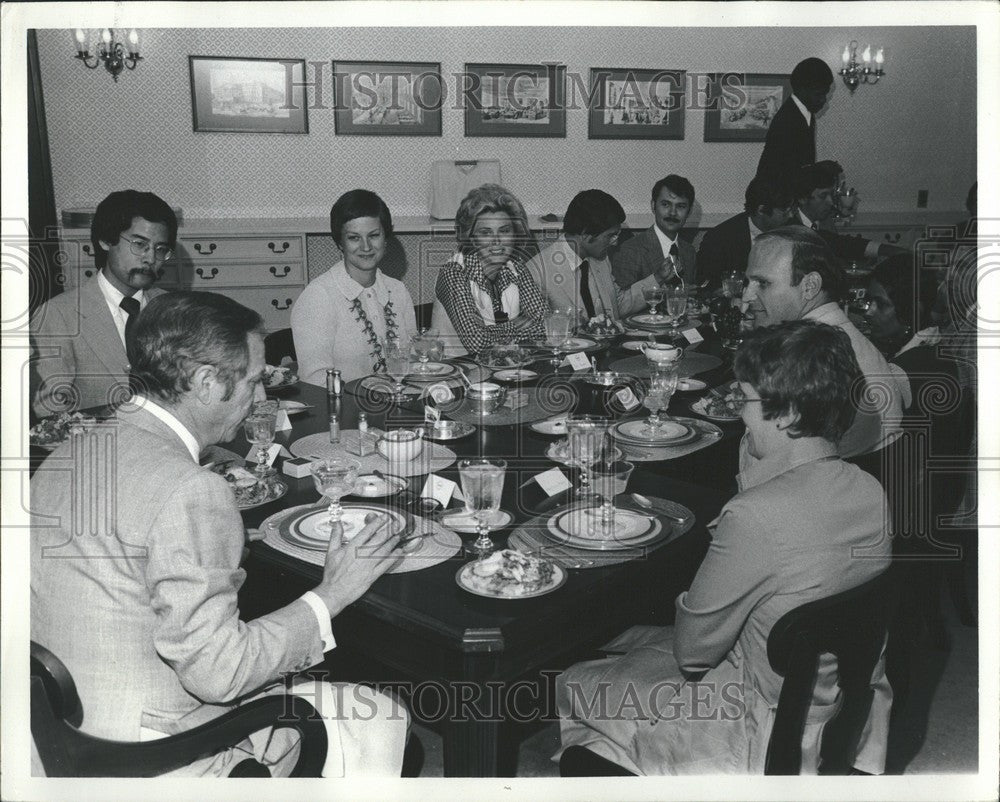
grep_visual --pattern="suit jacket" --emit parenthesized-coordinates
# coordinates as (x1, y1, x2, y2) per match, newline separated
(694, 212, 752, 289)
(30, 276, 166, 418)
(793, 217, 870, 262)
(525, 235, 650, 322)
(610, 227, 697, 290)
(757, 96, 814, 180)
(30, 405, 325, 744)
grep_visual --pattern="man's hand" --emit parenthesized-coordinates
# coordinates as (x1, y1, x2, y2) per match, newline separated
(313, 513, 402, 617)
(655, 256, 677, 284)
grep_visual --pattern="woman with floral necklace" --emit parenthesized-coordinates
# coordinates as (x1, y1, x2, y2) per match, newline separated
(292, 190, 418, 384)
(432, 184, 547, 356)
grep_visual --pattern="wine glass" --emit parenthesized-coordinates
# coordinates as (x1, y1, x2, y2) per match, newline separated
(384, 337, 411, 400)
(544, 309, 572, 367)
(664, 286, 687, 329)
(243, 404, 278, 479)
(642, 367, 678, 437)
(587, 460, 635, 538)
(565, 415, 611, 499)
(310, 457, 361, 532)
(642, 286, 665, 318)
(410, 329, 435, 374)
(458, 458, 506, 557)
(721, 271, 744, 301)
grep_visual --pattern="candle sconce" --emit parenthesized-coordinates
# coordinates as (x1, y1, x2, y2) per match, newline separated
(839, 40, 884, 93)
(72, 28, 142, 82)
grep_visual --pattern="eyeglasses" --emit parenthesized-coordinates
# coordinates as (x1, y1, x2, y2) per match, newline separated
(728, 384, 763, 412)
(121, 236, 174, 261)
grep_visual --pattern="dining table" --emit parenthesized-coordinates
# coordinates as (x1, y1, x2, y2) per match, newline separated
(228, 321, 745, 777)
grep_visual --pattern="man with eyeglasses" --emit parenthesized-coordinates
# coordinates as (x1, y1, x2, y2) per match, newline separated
(31, 190, 178, 418)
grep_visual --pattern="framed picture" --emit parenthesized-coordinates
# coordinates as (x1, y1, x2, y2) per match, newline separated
(332, 61, 442, 136)
(189, 56, 309, 134)
(464, 63, 566, 138)
(587, 68, 686, 140)
(703, 72, 791, 142)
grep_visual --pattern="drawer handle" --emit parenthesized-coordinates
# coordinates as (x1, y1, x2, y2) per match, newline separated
(83, 268, 94, 278)
(269, 265, 292, 278)
(271, 298, 293, 311)
(82, 244, 94, 257)
(196, 267, 219, 280)
(194, 242, 217, 255)
(268, 241, 291, 254)
(883, 232, 901, 243)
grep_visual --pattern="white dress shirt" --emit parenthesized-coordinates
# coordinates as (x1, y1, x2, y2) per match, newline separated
(97, 269, 147, 348)
(791, 93, 812, 125)
(653, 225, 680, 260)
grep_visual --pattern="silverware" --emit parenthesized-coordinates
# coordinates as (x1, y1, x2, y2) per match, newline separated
(630, 493, 689, 524)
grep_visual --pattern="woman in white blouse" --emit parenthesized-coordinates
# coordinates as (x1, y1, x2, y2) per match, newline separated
(292, 190, 418, 384)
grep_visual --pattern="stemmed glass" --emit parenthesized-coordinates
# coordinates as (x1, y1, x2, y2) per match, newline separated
(458, 458, 506, 557)
(544, 309, 572, 367)
(565, 415, 611, 499)
(642, 366, 679, 437)
(384, 337, 411, 400)
(721, 271, 744, 301)
(587, 460, 635, 538)
(664, 286, 687, 329)
(243, 401, 278, 479)
(310, 457, 361, 532)
(410, 329, 436, 374)
(642, 286, 665, 318)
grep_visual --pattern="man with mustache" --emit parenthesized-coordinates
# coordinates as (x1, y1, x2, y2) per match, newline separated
(31, 190, 177, 417)
(611, 175, 697, 290)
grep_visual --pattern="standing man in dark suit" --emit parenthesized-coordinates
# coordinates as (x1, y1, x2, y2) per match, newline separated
(694, 174, 795, 290)
(611, 175, 697, 289)
(30, 190, 177, 418)
(757, 58, 834, 181)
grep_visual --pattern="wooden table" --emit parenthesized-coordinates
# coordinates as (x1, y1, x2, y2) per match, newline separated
(234, 333, 740, 776)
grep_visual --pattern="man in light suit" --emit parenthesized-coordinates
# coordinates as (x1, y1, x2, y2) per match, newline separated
(31, 291, 407, 776)
(525, 189, 654, 323)
(756, 57, 834, 181)
(610, 175, 697, 290)
(694, 174, 795, 290)
(30, 190, 178, 419)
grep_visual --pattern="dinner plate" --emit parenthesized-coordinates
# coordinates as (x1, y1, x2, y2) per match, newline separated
(611, 419, 699, 446)
(419, 420, 477, 441)
(350, 473, 408, 498)
(280, 503, 411, 550)
(492, 368, 538, 383)
(625, 313, 679, 329)
(278, 399, 311, 415)
(439, 509, 514, 533)
(675, 378, 707, 392)
(455, 558, 567, 599)
(546, 506, 664, 550)
(689, 396, 742, 422)
(622, 340, 656, 352)
(406, 362, 457, 381)
(264, 367, 298, 392)
(235, 478, 288, 511)
(29, 413, 99, 451)
(530, 416, 569, 436)
(546, 440, 623, 465)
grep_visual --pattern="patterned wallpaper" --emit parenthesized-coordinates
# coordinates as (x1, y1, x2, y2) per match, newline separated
(37, 25, 976, 221)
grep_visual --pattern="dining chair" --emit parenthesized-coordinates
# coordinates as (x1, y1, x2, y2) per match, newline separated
(263, 327, 297, 366)
(30, 641, 327, 777)
(560, 569, 895, 777)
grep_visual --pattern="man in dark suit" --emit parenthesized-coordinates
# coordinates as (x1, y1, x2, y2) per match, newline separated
(611, 174, 697, 289)
(757, 58, 834, 181)
(695, 174, 795, 290)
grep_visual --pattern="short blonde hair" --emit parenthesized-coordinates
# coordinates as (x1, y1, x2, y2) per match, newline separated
(454, 184, 538, 261)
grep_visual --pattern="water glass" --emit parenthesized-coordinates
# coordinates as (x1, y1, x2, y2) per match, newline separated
(544, 310, 573, 366)
(588, 460, 635, 538)
(721, 271, 744, 300)
(565, 415, 611, 499)
(642, 286, 665, 317)
(384, 338, 411, 399)
(244, 405, 278, 478)
(410, 329, 435, 373)
(664, 287, 687, 328)
(458, 459, 506, 557)
(310, 457, 361, 531)
(643, 368, 678, 436)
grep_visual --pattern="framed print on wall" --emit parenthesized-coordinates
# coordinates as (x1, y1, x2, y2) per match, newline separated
(332, 61, 443, 136)
(464, 63, 567, 138)
(588, 68, 686, 140)
(189, 56, 309, 134)
(703, 72, 791, 142)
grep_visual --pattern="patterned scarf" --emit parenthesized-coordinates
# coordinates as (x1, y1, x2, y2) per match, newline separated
(350, 297, 398, 374)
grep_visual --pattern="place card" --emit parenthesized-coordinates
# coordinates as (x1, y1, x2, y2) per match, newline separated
(274, 410, 293, 431)
(681, 327, 704, 344)
(615, 387, 640, 411)
(246, 443, 283, 467)
(533, 467, 573, 496)
(420, 473, 463, 507)
(428, 383, 455, 404)
(564, 351, 591, 371)
(424, 404, 441, 423)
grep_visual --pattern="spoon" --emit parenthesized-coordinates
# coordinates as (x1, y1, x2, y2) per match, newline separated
(630, 493, 689, 523)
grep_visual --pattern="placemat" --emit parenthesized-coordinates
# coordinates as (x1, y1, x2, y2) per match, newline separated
(347, 365, 491, 401)
(608, 351, 723, 378)
(289, 431, 457, 477)
(259, 503, 462, 573)
(507, 495, 694, 570)
(609, 416, 725, 462)
(445, 385, 578, 427)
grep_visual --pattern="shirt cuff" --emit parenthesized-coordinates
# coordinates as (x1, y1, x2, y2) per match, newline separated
(300, 591, 336, 653)
(864, 240, 880, 259)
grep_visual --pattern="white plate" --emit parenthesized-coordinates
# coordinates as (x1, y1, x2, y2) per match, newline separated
(455, 555, 567, 599)
(613, 419, 690, 442)
(278, 400, 311, 415)
(676, 378, 707, 392)
(406, 362, 457, 380)
(622, 340, 652, 351)
(690, 396, 742, 422)
(285, 504, 409, 545)
(351, 473, 408, 497)
(493, 369, 538, 382)
(530, 416, 569, 436)
(439, 509, 514, 533)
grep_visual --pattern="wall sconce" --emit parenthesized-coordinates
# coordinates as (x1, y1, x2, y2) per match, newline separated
(839, 40, 884, 92)
(72, 28, 142, 82)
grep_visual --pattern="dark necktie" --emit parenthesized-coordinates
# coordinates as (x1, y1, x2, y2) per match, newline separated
(578, 259, 596, 319)
(120, 296, 140, 358)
